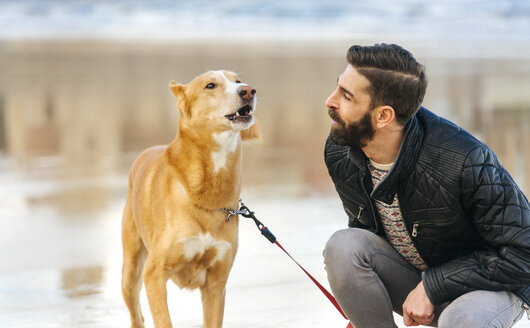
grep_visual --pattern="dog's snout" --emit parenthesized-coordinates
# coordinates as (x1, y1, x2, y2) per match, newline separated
(238, 85, 256, 100)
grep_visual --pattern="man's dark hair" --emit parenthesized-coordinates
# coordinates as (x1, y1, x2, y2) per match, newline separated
(347, 44, 427, 125)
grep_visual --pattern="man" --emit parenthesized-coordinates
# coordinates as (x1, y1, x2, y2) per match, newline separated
(322, 43, 530, 328)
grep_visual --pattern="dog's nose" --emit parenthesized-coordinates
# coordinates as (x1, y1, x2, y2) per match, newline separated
(238, 85, 256, 100)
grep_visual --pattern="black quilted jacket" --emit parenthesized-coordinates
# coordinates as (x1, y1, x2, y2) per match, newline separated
(324, 107, 530, 305)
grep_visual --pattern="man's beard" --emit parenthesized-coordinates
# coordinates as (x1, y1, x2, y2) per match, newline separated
(328, 108, 375, 148)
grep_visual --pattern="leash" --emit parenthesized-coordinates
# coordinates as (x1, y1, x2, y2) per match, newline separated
(222, 200, 353, 328)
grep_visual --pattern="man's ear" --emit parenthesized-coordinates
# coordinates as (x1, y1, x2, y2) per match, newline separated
(169, 80, 188, 115)
(374, 105, 396, 129)
(241, 121, 261, 142)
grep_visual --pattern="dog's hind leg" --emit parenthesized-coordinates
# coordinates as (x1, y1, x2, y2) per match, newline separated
(121, 203, 148, 328)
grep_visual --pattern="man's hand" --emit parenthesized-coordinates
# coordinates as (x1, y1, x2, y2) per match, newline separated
(402, 281, 435, 326)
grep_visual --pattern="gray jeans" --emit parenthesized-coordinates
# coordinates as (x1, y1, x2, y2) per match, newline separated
(323, 228, 525, 328)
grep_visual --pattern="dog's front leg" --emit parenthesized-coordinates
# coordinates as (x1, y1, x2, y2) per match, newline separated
(144, 256, 172, 328)
(200, 279, 228, 328)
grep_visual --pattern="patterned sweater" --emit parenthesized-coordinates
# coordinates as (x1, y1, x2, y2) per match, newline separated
(368, 160, 428, 271)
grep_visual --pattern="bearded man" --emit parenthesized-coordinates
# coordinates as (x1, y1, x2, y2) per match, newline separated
(323, 43, 530, 328)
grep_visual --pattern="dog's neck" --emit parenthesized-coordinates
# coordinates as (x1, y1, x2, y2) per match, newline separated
(211, 130, 240, 173)
(165, 125, 243, 209)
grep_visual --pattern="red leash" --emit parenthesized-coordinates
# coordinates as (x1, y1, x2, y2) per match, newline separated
(232, 201, 354, 328)
(273, 237, 347, 319)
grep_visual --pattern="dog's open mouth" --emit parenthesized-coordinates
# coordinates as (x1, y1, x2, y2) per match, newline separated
(225, 104, 253, 123)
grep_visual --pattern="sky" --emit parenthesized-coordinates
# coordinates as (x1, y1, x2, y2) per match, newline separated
(1, 0, 529, 57)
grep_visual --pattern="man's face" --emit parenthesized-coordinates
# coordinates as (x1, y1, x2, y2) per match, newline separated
(325, 65, 376, 148)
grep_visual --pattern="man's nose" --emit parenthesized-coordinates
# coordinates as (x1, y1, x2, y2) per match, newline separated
(325, 90, 338, 110)
(238, 85, 256, 100)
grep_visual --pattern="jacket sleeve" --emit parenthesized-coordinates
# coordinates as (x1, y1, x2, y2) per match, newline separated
(423, 145, 530, 305)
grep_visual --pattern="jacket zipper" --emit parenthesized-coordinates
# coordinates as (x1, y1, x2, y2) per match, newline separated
(412, 224, 419, 237)
(411, 221, 453, 238)
(345, 205, 364, 223)
(360, 176, 379, 233)
(522, 303, 530, 320)
(396, 194, 416, 241)
(396, 194, 430, 267)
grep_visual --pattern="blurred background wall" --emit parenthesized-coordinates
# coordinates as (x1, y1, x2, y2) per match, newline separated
(0, 1, 529, 202)
(1, 40, 530, 196)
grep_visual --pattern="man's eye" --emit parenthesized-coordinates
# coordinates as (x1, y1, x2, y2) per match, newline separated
(205, 83, 216, 89)
(343, 94, 351, 101)
(235, 80, 241, 83)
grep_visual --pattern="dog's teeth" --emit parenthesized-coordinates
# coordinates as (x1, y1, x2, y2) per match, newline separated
(234, 112, 240, 117)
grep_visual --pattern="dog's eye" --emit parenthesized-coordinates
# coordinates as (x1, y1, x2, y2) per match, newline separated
(235, 80, 241, 84)
(205, 83, 216, 89)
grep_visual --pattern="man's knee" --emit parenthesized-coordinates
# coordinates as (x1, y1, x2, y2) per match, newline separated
(324, 229, 366, 291)
(324, 228, 380, 273)
(325, 228, 367, 259)
(437, 292, 473, 328)
(438, 291, 523, 328)
(438, 305, 483, 328)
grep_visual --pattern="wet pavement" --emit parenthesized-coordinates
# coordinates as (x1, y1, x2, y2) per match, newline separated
(0, 157, 350, 327)
(1, 154, 529, 328)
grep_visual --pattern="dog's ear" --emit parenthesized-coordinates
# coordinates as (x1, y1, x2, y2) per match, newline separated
(169, 80, 190, 116)
(241, 121, 261, 142)
(169, 80, 186, 100)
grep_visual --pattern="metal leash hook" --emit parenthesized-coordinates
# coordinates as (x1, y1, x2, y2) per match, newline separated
(237, 201, 277, 244)
(220, 199, 251, 222)
(220, 200, 276, 242)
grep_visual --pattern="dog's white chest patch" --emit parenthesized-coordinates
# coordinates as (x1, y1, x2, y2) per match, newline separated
(180, 233, 231, 263)
(211, 131, 239, 172)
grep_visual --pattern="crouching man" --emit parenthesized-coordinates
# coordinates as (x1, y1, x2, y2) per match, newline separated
(323, 43, 530, 328)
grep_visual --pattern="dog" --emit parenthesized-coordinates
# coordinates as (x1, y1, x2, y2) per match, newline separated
(121, 70, 259, 328)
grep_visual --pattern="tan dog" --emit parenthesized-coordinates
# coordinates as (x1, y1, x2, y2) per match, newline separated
(121, 70, 259, 328)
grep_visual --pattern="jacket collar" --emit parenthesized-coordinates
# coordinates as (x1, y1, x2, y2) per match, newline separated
(347, 108, 425, 204)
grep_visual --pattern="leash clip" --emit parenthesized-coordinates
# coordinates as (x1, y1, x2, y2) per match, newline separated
(220, 199, 276, 242)
(238, 201, 277, 244)
(220, 199, 257, 222)
(220, 208, 247, 222)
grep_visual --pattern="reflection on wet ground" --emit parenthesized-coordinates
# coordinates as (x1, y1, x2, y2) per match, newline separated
(62, 266, 104, 298)
(2, 159, 529, 328)
(0, 155, 352, 327)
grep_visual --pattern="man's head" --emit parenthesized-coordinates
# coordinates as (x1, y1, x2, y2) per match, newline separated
(326, 43, 427, 148)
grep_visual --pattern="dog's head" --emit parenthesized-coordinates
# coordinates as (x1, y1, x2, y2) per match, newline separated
(169, 70, 257, 132)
